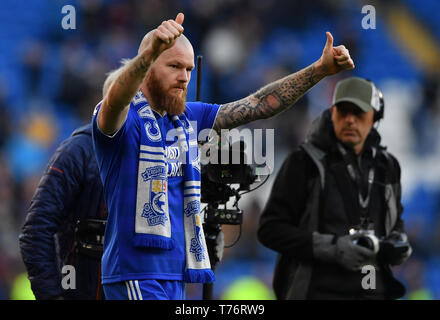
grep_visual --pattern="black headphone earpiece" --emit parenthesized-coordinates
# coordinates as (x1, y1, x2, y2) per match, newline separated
(365, 79, 385, 122)
(374, 89, 384, 122)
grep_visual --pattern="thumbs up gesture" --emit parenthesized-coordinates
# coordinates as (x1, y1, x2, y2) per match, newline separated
(140, 13, 185, 58)
(317, 32, 355, 76)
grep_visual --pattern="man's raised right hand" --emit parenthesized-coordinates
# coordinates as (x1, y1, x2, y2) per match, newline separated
(145, 13, 185, 58)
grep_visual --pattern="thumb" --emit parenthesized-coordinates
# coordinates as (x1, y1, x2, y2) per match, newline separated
(175, 12, 184, 25)
(324, 31, 333, 50)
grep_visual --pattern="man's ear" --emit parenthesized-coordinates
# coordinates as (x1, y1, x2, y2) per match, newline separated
(330, 105, 336, 120)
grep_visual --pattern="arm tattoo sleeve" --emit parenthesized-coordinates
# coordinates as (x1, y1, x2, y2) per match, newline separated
(116, 56, 151, 88)
(213, 63, 325, 130)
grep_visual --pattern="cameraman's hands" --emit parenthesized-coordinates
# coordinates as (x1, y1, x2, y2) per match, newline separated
(313, 231, 411, 271)
(378, 231, 412, 266)
(335, 234, 376, 271)
(313, 232, 375, 271)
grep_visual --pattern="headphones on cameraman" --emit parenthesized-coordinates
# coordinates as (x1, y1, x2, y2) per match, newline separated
(366, 79, 385, 122)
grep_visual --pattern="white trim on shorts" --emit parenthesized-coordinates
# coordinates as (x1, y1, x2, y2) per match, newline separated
(125, 280, 143, 300)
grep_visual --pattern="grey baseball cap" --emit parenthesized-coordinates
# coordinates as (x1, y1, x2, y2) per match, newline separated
(332, 77, 382, 112)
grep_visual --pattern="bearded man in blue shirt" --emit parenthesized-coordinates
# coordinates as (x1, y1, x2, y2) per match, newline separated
(92, 12, 354, 300)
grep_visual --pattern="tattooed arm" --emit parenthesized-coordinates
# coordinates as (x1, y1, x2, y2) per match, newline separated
(214, 64, 324, 130)
(213, 32, 355, 131)
(98, 13, 185, 136)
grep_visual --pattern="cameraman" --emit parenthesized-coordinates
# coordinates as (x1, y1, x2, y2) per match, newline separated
(258, 77, 412, 300)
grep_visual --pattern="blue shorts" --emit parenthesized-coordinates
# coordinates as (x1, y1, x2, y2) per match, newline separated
(103, 279, 186, 300)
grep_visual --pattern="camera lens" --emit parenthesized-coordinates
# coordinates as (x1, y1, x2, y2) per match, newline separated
(357, 236, 375, 250)
(355, 234, 380, 253)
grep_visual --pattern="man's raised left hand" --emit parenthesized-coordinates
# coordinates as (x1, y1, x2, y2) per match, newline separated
(316, 32, 355, 76)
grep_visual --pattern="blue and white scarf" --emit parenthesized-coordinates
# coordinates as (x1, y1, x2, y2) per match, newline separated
(132, 90, 214, 283)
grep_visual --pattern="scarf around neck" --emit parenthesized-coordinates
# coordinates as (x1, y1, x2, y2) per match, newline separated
(131, 90, 214, 283)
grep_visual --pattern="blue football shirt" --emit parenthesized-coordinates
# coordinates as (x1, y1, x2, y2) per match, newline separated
(92, 101, 220, 284)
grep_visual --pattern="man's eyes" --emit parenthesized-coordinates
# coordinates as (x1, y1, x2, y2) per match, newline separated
(339, 109, 362, 116)
(169, 64, 193, 71)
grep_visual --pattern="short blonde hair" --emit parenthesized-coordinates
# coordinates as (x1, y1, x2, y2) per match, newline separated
(102, 58, 132, 97)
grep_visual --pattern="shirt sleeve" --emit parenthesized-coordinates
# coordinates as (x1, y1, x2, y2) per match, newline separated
(92, 102, 133, 147)
(185, 102, 220, 140)
(91, 103, 138, 188)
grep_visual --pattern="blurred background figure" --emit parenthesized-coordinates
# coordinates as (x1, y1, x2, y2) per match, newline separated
(19, 124, 106, 300)
(1, 0, 440, 299)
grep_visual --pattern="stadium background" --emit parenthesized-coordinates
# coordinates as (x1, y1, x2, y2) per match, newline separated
(0, 0, 439, 300)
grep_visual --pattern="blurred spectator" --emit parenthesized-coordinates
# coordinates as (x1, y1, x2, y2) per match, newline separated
(0, 91, 11, 148)
(412, 72, 440, 155)
(21, 41, 46, 101)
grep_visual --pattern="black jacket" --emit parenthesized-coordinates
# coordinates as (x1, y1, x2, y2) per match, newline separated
(257, 110, 406, 299)
(19, 124, 106, 300)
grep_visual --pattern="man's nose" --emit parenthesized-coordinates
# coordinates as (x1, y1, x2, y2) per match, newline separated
(177, 69, 189, 82)
(344, 113, 356, 123)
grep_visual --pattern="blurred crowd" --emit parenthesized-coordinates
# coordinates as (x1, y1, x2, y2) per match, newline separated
(0, 0, 440, 299)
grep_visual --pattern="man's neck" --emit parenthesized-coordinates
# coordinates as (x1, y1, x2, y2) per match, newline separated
(354, 144, 363, 155)
(151, 105, 167, 117)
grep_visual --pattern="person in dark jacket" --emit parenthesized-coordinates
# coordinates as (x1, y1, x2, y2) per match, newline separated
(19, 124, 107, 300)
(258, 77, 412, 300)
